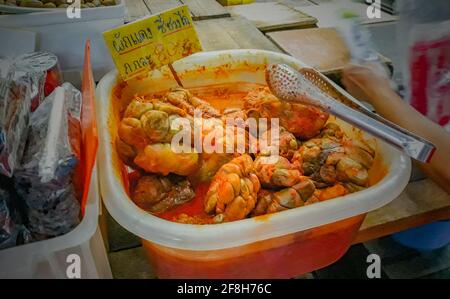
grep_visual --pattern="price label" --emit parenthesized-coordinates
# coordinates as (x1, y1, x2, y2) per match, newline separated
(103, 5, 202, 81)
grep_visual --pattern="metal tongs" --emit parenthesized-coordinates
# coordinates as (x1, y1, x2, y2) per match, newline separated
(266, 64, 436, 163)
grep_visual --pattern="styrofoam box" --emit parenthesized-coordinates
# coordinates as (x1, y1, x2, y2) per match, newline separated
(0, 167, 112, 279)
(0, 1, 125, 82)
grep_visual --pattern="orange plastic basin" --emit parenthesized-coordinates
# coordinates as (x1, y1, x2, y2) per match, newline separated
(142, 214, 365, 278)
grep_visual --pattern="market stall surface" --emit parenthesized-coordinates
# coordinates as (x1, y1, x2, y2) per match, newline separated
(103, 0, 450, 279)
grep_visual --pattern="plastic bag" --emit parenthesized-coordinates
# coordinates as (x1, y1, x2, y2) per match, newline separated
(0, 58, 33, 177)
(0, 189, 19, 249)
(13, 52, 62, 112)
(14, 83, 82, 240)
(396, 0, 450, 127)
(0, 178, 31, 250)
(0, 52, 63, 177)
(336, 18, 390, 80)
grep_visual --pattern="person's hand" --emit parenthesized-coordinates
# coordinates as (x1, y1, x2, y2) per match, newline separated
(341, 63, 393, 104)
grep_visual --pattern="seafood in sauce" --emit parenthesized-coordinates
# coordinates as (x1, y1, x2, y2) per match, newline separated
(114, 85, 377, 224)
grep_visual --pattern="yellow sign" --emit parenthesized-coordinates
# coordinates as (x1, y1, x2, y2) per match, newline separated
(103, 5, 202, 81)
(217, 0, 254, 6)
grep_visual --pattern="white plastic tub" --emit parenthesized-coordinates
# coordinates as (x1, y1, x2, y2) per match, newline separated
(0, 168, 112, 279)
(97, 50, 411, 278)
(0, 1, 125, 81)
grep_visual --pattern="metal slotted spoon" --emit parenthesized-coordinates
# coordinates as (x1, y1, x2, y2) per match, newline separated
(265, 64, 436, 163)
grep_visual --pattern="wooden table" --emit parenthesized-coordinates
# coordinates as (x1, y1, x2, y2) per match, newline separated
(123, 0, 230, 23)
(226, 1, 317, 32)
(122, 0, 282, 52)
(195, 16, 282, 52)
(267, 27, 392, 78)
(355, 179, 450, 244)
(255, 0, 315, 7)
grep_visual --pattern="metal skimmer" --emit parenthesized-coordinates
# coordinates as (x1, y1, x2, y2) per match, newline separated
(266, 64, 435, 163)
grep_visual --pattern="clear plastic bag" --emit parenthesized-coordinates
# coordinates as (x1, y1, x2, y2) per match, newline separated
(0, 58, 33, 177)
(337, 19, 389, 78)
(0, 52, 63, 177)
(12, 52, 61, 112)
(0, 180, 31, 250)
(14, 83, 82, 240)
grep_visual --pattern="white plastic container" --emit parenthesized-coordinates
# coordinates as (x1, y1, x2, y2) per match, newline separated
(0, 168, 112, 279)
(97, 50, 411, 278)
(0, 1, 125, 81)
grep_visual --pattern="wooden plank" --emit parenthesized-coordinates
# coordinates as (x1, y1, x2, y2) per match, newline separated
(232, 0, 316, 7)
(122, 0, 151, 23)
(254, 0, 315, 7)
(267, 27, 349, 73)
(267, 27, 391, 76)
(144, 0, 181, 14)
(184, 0, 230, 20)
(195, 16, 282, 52)
(354, 179, 450, 244)
(226, 2, 317, 32)
(144, 0, 230, 20)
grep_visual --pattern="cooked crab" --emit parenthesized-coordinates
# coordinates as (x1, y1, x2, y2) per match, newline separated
(244, 88, 329, 140)
(254, 155, 302, 188)
(120, 98, 189, 144)
(134, 143, 199, 176)
(294, 123, 375, 188)
(115, 85, 380, 224)
(221, 108, 248, 123)
(316, 183, 348, 202)
(257, 126, 299, 160)
(117, 97, 198, 176)
(133, 174, 195, 214)
(189, 152, 234, 184)
(199, 116, 249, 154)
(204, 154, 261, 223)
(251, 177, 316, 216)
(164, 87, 220, 118)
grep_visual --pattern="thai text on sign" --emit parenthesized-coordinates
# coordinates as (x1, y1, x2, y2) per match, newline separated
(103, 5, 202, 81)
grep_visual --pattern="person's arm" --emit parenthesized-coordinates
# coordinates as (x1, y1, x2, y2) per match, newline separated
(342, 64, 450, 194)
